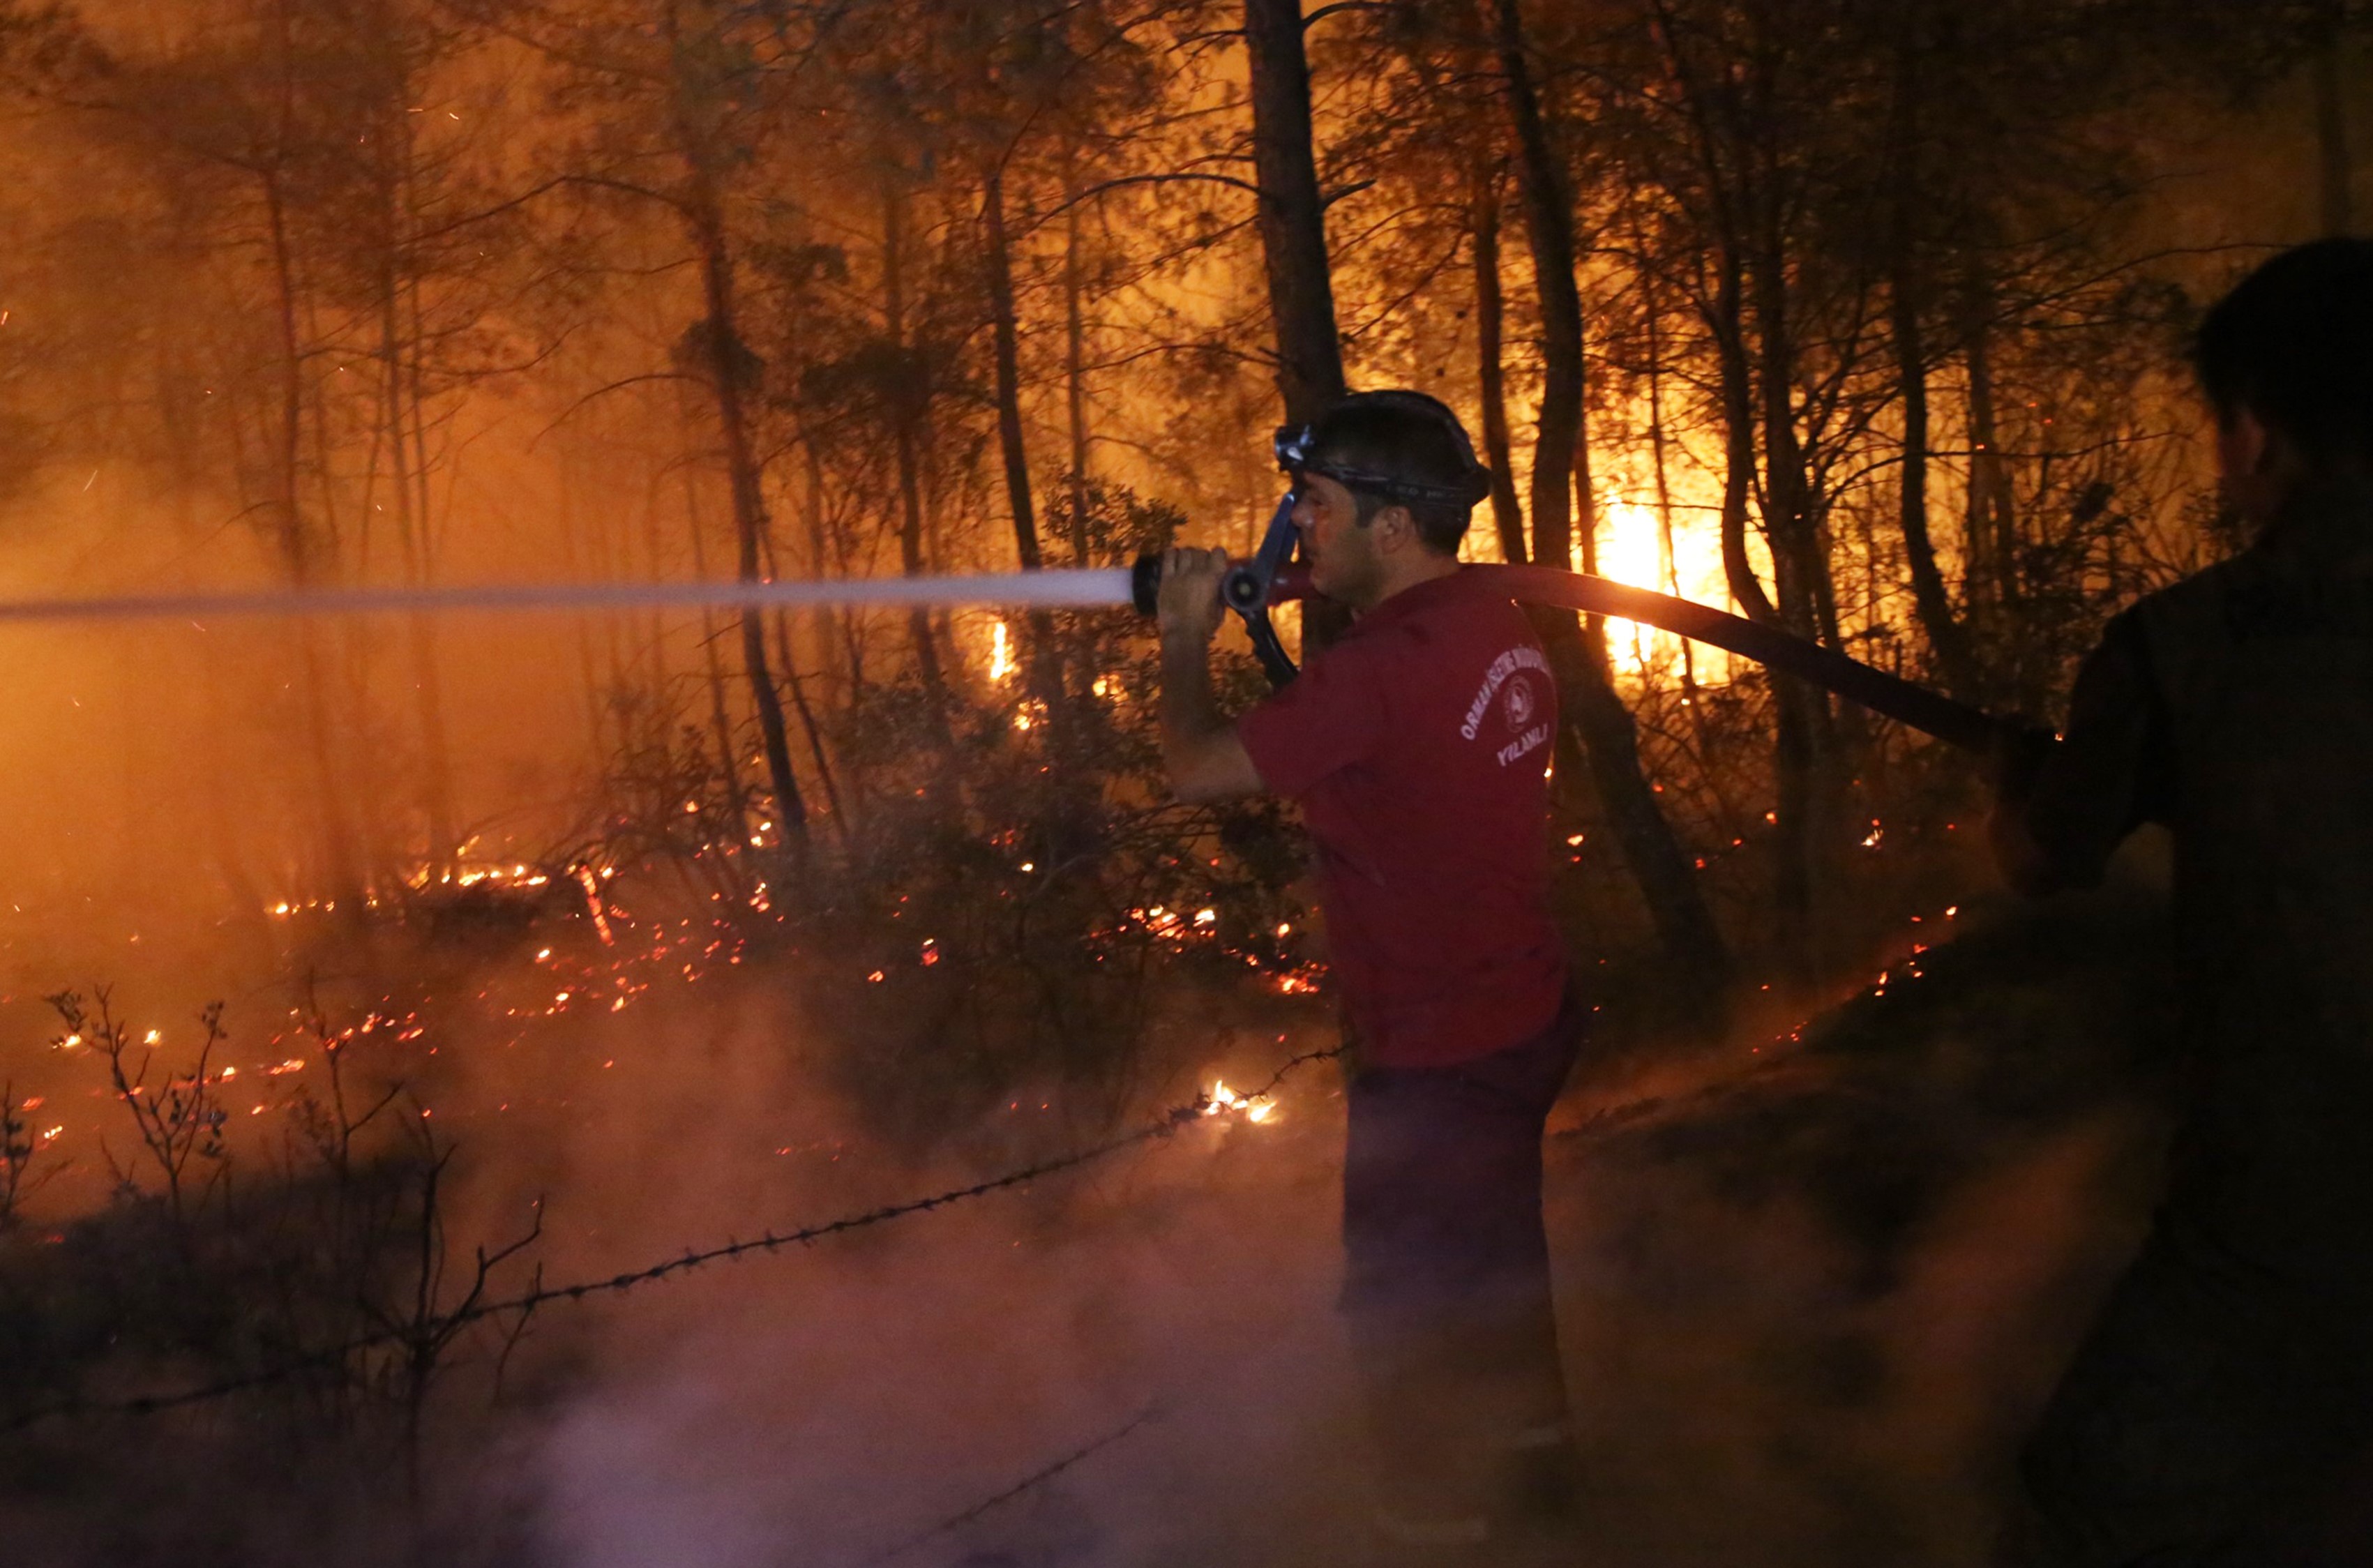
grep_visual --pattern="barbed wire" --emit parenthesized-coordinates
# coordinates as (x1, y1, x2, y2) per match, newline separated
(2, 1046, 1341, 1434)
(839, 1047, 1793, 1563)
(855, 1403, 1164, 1567)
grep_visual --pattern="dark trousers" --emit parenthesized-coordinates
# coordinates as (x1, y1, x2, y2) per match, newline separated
(1339, 995, 1584, 1554)
(2015, 1200, 2373, 1567)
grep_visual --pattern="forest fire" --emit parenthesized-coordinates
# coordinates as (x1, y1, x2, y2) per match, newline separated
(1591, 497, 1737, 684)
(1201, 1078, 1278, 1124)
(0, 0, 2355, 1562)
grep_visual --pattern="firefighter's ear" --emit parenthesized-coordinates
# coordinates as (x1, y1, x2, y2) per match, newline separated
(1371, 502, 1417, 555)
(2216, 405, 2273, 478)
(2215, 405, 2294, 535)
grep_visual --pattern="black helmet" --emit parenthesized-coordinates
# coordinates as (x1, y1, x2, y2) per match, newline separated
(1274, 390, 1494, 511)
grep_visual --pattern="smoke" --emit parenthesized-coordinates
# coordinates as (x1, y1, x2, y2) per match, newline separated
(0, 853, 2176, 1568)
(528, 1135, 1354, 1567)
(368, 895, 2158, 1568)
(481, 998, 1369, 1568)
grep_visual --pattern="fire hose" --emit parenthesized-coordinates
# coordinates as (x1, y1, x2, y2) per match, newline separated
(1124, 470, 2004, 752)
(1129, 546, 2003, 753)
(0, 441, 2001, 750)
(0, 549, 2002, 753)
(0, 550, 2003, 751)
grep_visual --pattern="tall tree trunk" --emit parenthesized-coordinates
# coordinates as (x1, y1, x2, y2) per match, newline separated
(1964, 305, 2016, 619)
(1747, 169, 1848, 980)
(758, 528, 848, 845)
(685, 160, 807, 843)
(800, 427, 864, 698)
(1886, 27, 1980, 701)
(156, 349, 271, 940)
(799, 425, 871, 824)
(635, 470, 672, 705)
(1063, 186, 1094, 563)
(1496, 0, 1728, 1004)
(379, 91, 457, 874)
(264, 159, 361, 905)
(775, 614, 845, 845)
(1703, 242, 1828, 960)
(374, 107, 457, 872)
(1245, 0, 1351, 650)
(1244, 0, 1345, 425)
(555, 447, 610, 764)
(1669, 0, 1845, 979)
(1710, 250, 1779, 626)
(680, 460, 755, 845)
(1471, 160, 1528, 565)
(984, 167, 1044, 573)
(301, 279, 392, 889)
(981, 167, 1065, 714)
(1642, 262, 1698, 705)
(395, 585, 455, 863)
(1751, 252, 1822, 641)
(1496, 0, 1581, 578)
(882, 179, 958, 735)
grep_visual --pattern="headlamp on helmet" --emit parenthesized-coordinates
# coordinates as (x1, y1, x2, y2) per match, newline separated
(1273, 391, 1495, 510)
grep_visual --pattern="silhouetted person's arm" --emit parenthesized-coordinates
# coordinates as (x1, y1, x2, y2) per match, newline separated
(1991, 613, 2173, 895)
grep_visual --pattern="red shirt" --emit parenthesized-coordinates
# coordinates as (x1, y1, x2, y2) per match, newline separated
(1237, 570, 1567, 1069)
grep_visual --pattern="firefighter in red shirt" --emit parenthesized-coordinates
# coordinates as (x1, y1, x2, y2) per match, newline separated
(1158, 391, 1582, 1566)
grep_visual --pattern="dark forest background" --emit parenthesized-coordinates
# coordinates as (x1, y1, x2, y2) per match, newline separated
(0, 0, 2344, 996)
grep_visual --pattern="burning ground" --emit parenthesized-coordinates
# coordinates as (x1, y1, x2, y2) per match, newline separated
(0, 868, 2178, 1568)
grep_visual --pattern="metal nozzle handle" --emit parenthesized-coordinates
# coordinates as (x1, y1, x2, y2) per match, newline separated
(1129, 553, 1311, 617)
(1130, 553, 1164, 616)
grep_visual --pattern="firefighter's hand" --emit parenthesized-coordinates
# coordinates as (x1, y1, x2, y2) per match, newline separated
(1985, 718, 2058, 801)
(1157, 546, 1231, 648)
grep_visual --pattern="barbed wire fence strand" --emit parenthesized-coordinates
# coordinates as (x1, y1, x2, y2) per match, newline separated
(855, 1403, 1166, 1567)
(832, 1048, 1811, 1560)
(3, 1046, 1341, 1433)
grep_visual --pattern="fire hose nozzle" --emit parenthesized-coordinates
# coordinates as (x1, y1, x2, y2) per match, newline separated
(1223, 562, 1271, 612)
(1129, 552, 1163, 616)
(1129, 552, 1311, 618)
(1134, 492, 1306, 689)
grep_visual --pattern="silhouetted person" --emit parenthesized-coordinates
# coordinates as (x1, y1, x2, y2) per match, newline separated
(1994, 238, 2373, 1567)
(1157, 391, 1581, 1567)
